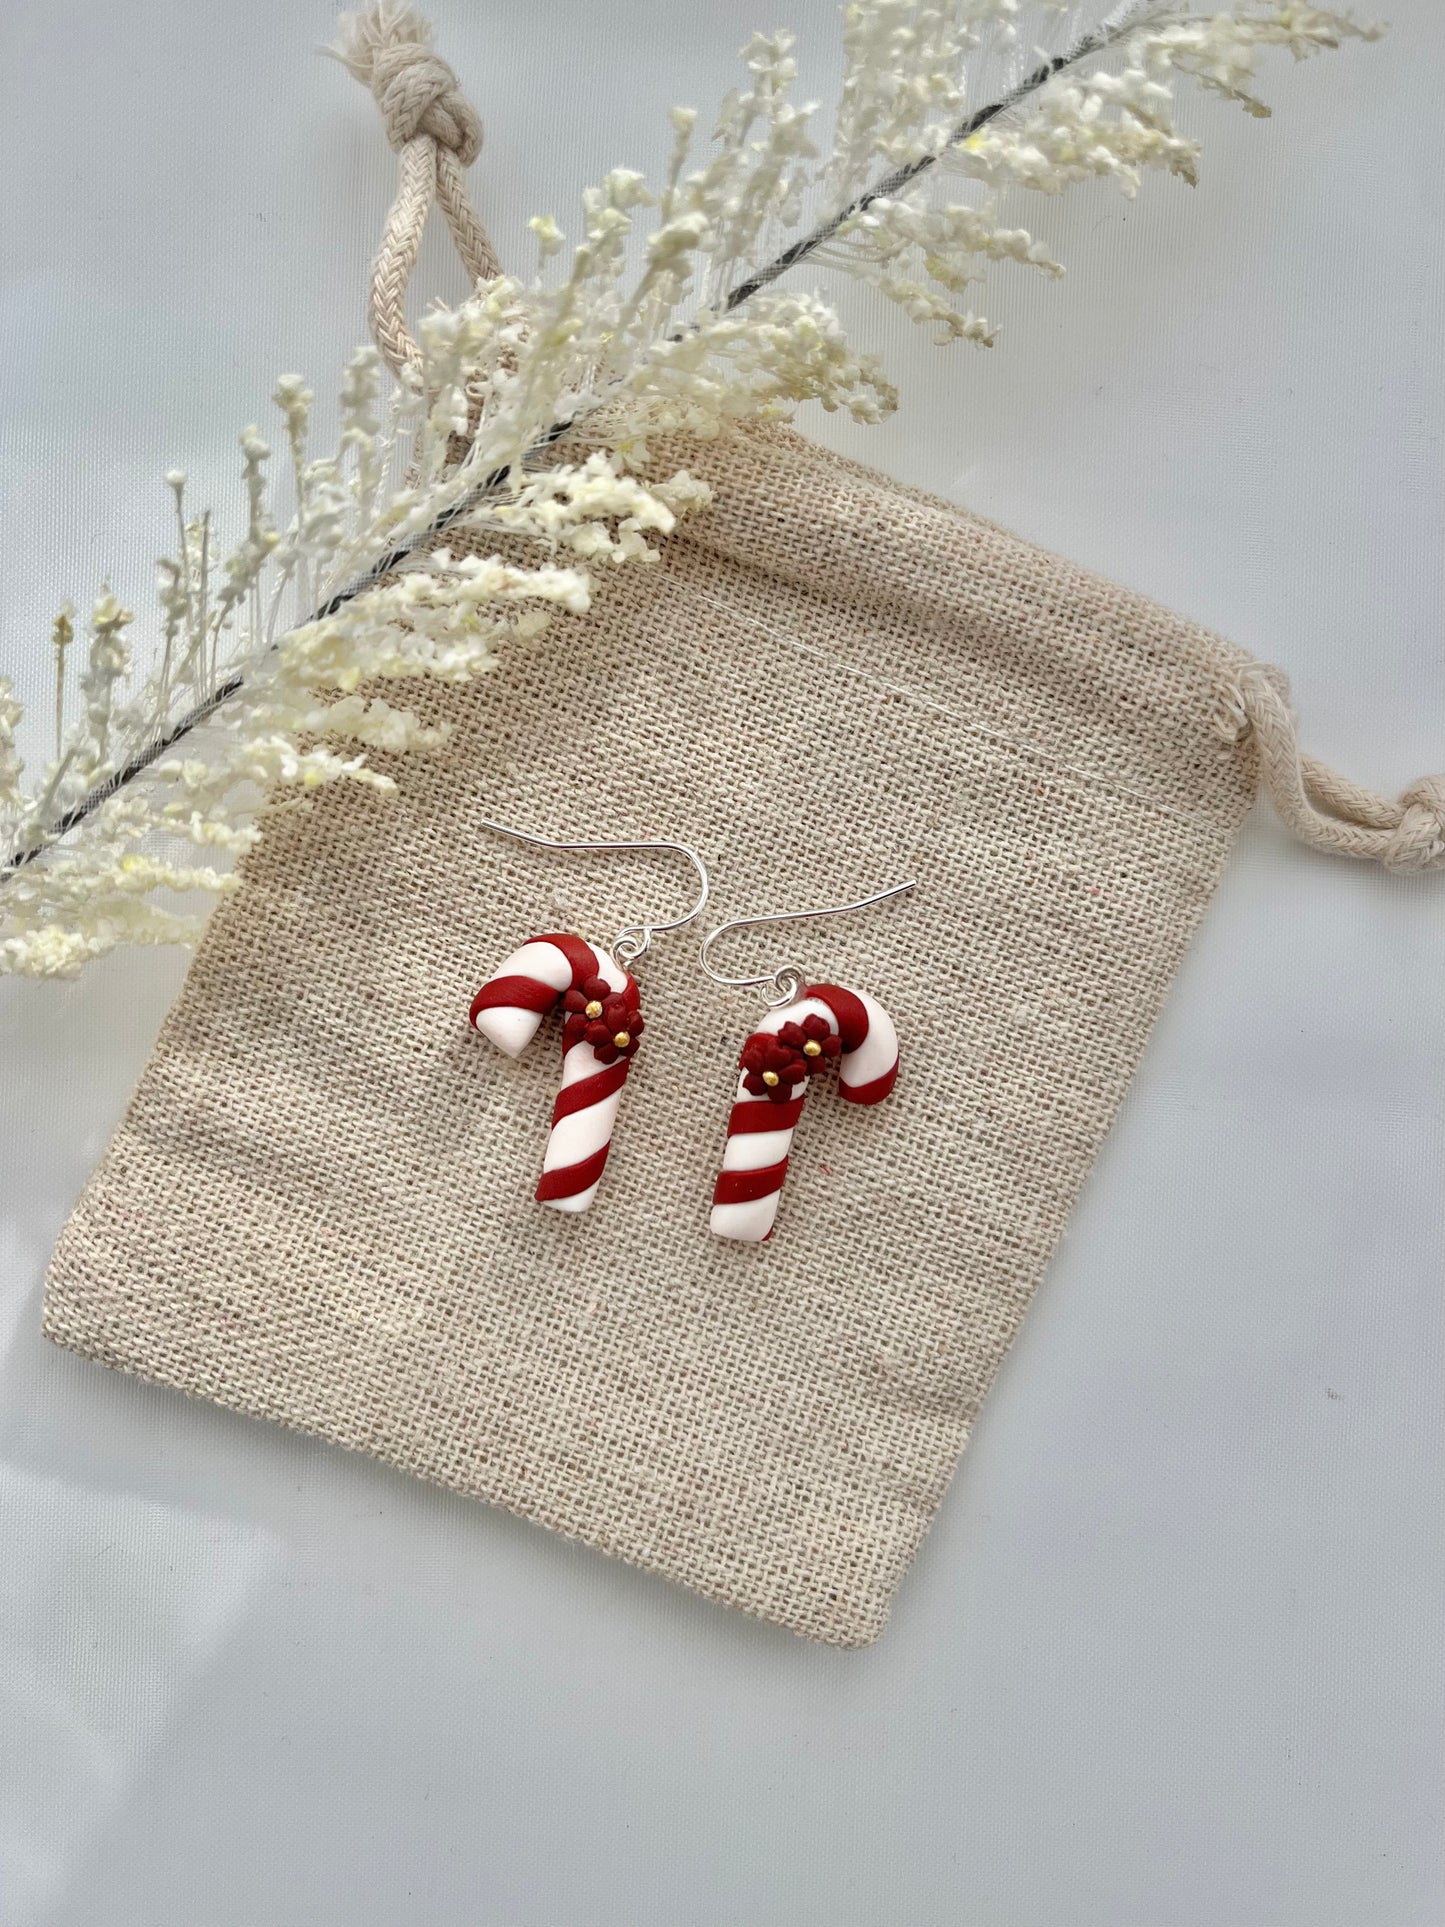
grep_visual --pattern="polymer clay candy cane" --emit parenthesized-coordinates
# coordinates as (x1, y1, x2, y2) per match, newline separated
(469, 932, 644, 1212)
(710, 982, 900, 1243)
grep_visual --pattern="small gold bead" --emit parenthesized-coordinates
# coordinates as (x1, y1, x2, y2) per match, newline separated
(803, 1039, 822, 1057)
(613, 1031, 631, 1050)
(762, 1069, 780, 1088)
(585, 999, 603, 1018)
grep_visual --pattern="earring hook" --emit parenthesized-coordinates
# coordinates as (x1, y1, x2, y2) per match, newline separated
(477, 815, 710, 965)
(699, 879, 917, 1008)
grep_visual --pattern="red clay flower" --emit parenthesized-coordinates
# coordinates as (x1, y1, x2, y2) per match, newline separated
(741, 1034, 809, 1103)
(777, 1012, 841, 1076)
(564, 977, 643, 1064)
(740, 1014, 840, 1102)
(563, 974, 614, 1020)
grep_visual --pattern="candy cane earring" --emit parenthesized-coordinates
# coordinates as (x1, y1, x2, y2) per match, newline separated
(468, 820, 709, 1213)
(701, 880, 916, 1244)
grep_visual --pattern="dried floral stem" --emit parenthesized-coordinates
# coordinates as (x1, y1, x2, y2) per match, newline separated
(724, 0, 1155, 311)
(0, 9, 1153, 886)
(0, 411, 568, 884)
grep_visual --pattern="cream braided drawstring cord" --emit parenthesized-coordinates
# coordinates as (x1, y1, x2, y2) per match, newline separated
(1218, 663, 1445, 874)
(328, 4, 500, 376)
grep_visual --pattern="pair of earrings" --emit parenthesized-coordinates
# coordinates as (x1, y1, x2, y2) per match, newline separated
(466, 819, 914, 1244)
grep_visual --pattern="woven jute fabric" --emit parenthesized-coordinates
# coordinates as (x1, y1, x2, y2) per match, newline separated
(44, 423, 1257, 1644)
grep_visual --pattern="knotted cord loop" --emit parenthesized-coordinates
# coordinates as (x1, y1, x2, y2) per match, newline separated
(327, 5, 501, 376)
(365, 41, 483, 160)
(1219, 662, 1445, 874)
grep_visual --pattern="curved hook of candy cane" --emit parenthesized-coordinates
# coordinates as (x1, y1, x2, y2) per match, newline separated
(699, 878, 917, 1007)
(476, 815, 710, 965)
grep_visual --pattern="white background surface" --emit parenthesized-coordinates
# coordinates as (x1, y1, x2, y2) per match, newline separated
(2, 5, 1442, 1924)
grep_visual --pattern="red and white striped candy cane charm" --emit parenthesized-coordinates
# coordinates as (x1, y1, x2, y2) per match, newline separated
(710, 983, 900, 1243)
(469, 932, 644, 1212)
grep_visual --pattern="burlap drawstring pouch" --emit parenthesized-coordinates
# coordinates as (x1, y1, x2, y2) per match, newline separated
(43, 26, 1445, 1647)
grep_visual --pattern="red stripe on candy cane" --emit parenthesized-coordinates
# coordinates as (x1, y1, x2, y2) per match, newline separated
(713, 1157, 792, 1206)
(727, 1095, 806, 1135)
(535, 1140, 612, 1204)
(550, 1057, 631, 1124)
(469, 973, 561, 1021)
(543, 930, 604, 983)
(838, 1061, 899, 1106)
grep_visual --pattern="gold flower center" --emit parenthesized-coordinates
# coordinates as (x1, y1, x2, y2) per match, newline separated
(612, 1030, 632, 1050)
(803, 1039, 822, 1057)
(585, 999, 603, 1018)
(762, 1069, 780, 1088)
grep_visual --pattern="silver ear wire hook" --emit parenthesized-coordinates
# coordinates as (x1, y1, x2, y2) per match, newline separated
(477, 816, 710, 965)
(699, 879, 917, 1008)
